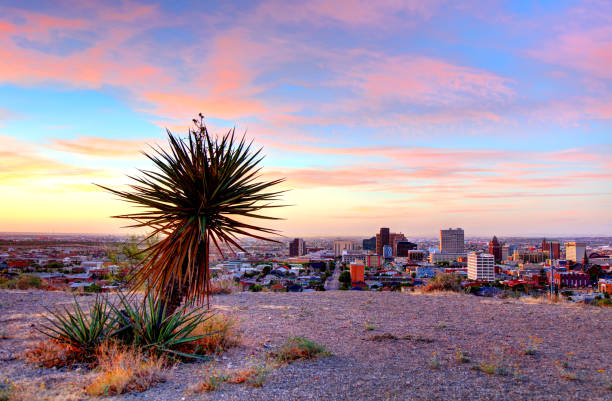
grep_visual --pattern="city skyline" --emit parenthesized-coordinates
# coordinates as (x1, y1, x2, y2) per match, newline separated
(1, 1, 611, 236)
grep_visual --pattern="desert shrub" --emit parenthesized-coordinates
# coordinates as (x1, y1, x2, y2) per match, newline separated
(210, 278, 239, 294)
(23, 340, 85, 368)
(188, 313, 239, 355)
(424, 274, 462, 293)
(38, 296, 113, 358)
(0, 274, 43, 290)
(84, 284, 103, 293)
(85, 343, 165, 396)
(429, 352, 440, 369)
(227, 367, 257, 384)
(271, 337, 331, 363)
(593, 298, 612, 307)
(111, 294, 209, 360)
(521, 336, 542, 355)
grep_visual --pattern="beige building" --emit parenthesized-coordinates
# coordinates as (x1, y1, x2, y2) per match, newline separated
(333, 240, 357, 257)
(565, 242, 587, 263)
(440, 228, 464, 253)
(468, 252, 495, 282)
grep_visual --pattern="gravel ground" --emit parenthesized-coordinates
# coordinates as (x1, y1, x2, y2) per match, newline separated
(1, 289, 611, 401)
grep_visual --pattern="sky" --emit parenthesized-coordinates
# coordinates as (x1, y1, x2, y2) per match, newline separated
(0, 0, 610, 237)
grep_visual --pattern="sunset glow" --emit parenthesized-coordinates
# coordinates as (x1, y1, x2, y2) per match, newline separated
(0, 1, 610, 236)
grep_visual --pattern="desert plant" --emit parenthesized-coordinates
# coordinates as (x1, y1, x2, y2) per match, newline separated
(455, 347, 470, 363)
(429, 352, 440, 369)
(111, 294, 209, 360)
(86, 343, 166, 396)
(521, 335, 542, 355)
(210, 278, 239, 294)
(196, 370, 230, 392)
(424, 274, 462, 292)
(0, 274, 43, 290)
(188, 313, 239, 355)
(98, 114, 285, 311)
(23, 340, 84, 368)
(364, 322, 377, 331)
(271, 337, 331, 363)
(38, 296, 112, 357)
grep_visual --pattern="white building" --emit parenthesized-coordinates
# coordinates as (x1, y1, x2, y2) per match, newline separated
(341, 250, 367, 264)
(467, 252, 495, 282)
(429, 252, 466, 263)
(333, 240, 357, 257)
(440, 228, 465, 253)
(564, 242, 587, 263)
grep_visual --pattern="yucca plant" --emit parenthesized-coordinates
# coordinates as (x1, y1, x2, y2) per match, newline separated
(98, 114, 285, 310)
(38, 296, 112, 356)
(111, 293, 211, 359)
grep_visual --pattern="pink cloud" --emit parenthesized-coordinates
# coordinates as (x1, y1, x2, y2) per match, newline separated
(530, 26, 612, 79)
(255, 0, 442, 27)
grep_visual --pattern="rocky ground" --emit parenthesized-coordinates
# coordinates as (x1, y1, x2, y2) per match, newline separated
(0, 289, 611, 400)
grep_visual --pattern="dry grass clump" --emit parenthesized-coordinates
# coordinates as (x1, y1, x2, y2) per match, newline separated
(195, 364, 271, 393)
(23, 340, 85, 368)
(188, 313, 239, 355)
(85, 343, 166, 396)
(423, 274, 463, 293)
(210, 278, 240, 295)
(0, 274, 43, 290)
(270, 337, 332, 363)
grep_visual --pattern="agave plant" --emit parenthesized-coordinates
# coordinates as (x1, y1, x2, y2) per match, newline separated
(38, 296, 112, 355)
(98, 114, 285, 309)
(111, 293, 210, 359)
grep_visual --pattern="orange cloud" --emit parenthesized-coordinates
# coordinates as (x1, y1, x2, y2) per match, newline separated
(0, 135, 102, 183)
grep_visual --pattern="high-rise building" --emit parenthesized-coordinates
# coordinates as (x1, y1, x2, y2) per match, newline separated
(468, 252, 495, 282)
(565, 242, 587, 263)
(376, 227, 390, 255)
(362, 236, 376, 251)
(383, 245, 393, 259)
(488, 235, 502, 263)
(289, 238, 306, 257)
(333, 240, 356, 257)
(396, 240, 417, 257)
(440, 228, 464, 253)
(541, 239, 560, 259)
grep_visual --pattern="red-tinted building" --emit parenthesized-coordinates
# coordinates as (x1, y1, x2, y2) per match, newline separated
(548, 271, 589, 288)
(488, 236, 502, 263)
(542, 239, 560, 259)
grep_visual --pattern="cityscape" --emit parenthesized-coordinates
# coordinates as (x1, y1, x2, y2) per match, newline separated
(1, 0, 611, 400)
(2, 230, 611, 298)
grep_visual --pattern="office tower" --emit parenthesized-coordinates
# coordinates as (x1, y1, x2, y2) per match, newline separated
(383, 245, 393, 259)
(565, 242, 587, 263)
(362, 236, 376, 251)
(289, 238, 306, 257)
(333, 240, 356, 257)
(376, 228, 405, 256)
(396, 240, 417, 257)
(541, 239, 560, 259)
(440, 228, 464, 253)
(468, 252, 495, 281)
(488, 235, 502, 263)
(376, 227, 390, 255)
(502, 244, 510, 261)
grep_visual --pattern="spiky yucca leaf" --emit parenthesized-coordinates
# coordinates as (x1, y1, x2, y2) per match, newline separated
(98, 114, 285, 306)
(38, 296, 112, 355)
(111, 293, 211, 360)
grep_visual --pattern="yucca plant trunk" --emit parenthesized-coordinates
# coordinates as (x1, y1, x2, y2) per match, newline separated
(160, 238, 210, 316)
